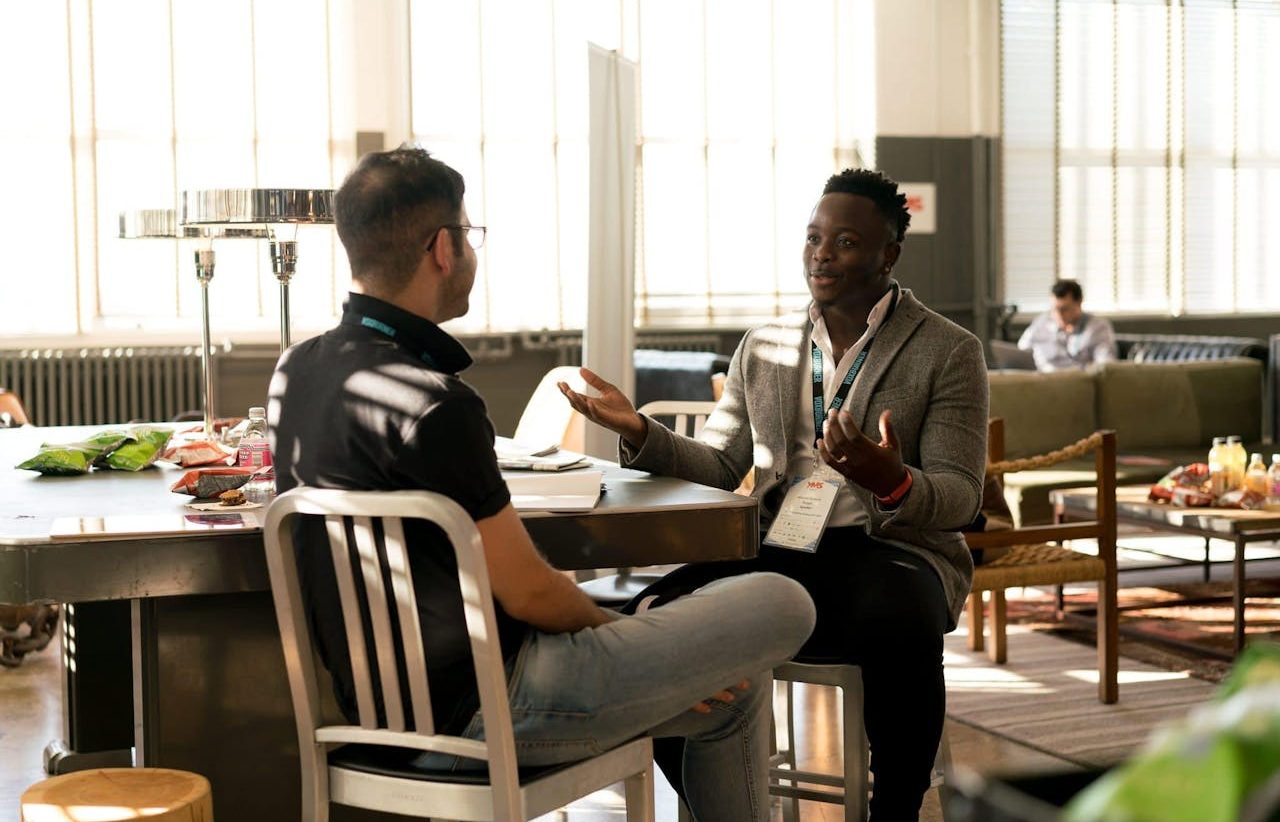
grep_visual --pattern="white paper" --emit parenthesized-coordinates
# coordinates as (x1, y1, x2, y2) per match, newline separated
(504, 469, 604, 512)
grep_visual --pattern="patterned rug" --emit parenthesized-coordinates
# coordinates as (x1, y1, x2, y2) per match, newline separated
(1002, 579, 1280, 684)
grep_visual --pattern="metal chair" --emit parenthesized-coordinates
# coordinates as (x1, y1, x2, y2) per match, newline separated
(264, 488, 655, 821)
(577, 400, 718, 606)
(768, 661, 951, 822)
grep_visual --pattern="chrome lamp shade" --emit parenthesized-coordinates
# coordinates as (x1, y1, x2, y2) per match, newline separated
(118, 209, 268, 440)
(180, 188, 336, 351)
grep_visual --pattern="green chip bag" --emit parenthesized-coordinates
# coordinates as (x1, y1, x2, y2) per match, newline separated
(102, 426, 173, 471)
(15, 444, 99, 475)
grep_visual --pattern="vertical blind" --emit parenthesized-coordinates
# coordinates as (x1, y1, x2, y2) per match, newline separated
(0, 0, 349, 338)
(1001, 0, 1280, 316)
(408, 0, 876, 333)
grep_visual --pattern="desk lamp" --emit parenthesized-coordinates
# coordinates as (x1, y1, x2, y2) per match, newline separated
(180, 189, 335, 351)
(119, 209, 269, 439)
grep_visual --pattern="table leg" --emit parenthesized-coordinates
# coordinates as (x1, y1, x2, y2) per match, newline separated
(1234, 535, 1246, 653)
(1203, 537, 1211, 583)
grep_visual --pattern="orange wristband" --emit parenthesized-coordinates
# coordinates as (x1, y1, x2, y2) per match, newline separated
(875, 469, 914, 506)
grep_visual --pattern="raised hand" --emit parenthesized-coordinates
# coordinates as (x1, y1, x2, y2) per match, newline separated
(558, 367, 647, 448)
(817, 408, 907, 497)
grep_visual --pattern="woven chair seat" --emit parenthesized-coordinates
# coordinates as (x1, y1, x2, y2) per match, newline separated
(972, 543, 1105, 590)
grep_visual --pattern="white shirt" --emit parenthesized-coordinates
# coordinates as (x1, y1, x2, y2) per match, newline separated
(1017, 311, 1117, 372)
(787, 288, 898, 528)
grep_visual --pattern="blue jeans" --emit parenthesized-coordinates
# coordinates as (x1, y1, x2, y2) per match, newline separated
(449, 572, 815, 822)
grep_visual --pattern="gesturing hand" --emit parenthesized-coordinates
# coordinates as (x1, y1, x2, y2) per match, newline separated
(557, 367, 647, 448)
(691, 678, 751, 714)
(817, 408, 907, 498)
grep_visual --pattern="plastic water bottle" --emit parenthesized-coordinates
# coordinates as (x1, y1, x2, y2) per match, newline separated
(1226, 435, 1248, 492)
(1268, 454, 1280, 512)
(1245, 453, 1268, 496)
(236, 406, 272, 469)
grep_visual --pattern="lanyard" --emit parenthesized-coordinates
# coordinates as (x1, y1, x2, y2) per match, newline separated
(343, 313, 438, 369)
(810, 283, 899, 442)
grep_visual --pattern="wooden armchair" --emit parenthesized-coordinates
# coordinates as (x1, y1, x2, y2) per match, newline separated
(964, 418, 1120, 703)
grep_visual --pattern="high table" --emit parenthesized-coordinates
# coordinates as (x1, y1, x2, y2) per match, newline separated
(0, 425, 758, 820)
(1052, 484, 1280, 655)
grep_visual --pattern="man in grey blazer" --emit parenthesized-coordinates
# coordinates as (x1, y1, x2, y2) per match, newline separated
(562, 168, 988, 819)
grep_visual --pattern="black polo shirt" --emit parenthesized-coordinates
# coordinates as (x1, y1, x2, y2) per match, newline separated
(270, 292, 528, 733)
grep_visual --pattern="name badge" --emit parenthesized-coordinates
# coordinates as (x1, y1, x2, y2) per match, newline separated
(763, 469, 843, 553)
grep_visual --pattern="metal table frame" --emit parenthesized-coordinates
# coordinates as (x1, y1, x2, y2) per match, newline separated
(1052, 485, 1280, 654)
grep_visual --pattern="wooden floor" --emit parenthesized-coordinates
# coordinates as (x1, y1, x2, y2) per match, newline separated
(0, 630, 1074, 822)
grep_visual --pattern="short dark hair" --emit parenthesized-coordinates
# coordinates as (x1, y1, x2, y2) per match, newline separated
(1051, 279, 1083, 302)
(334, 146, 466, 293)
(822, 168, 911, 242)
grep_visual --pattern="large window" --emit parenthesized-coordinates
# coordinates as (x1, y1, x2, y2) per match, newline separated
(1001, 0, 1280, 316)
(0, 1, 349, 339)
(409, 0, 876, 332)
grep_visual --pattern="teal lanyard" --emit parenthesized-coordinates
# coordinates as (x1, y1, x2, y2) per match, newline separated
(809, 284, 899, 443)
(344, 313, 438, 369)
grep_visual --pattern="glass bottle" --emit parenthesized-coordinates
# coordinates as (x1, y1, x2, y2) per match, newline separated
(1208, 436, 1228, 498)
(1267, 454, 1280, 512)
(1226, 435, 1248, 492)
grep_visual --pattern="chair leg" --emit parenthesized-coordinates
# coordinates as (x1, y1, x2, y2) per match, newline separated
(624, 763, 656, 822)
(966, 592, 984, 652)
(843, 675, 869, 822)
(781, 681, 800, 822)
(988, 590, 1007, 664)
(1098, 574, 1119, 704)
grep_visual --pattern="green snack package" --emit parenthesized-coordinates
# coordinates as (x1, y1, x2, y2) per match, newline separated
(17, 429, 132, 475)
(15, 445, 99, 475)
(102, 426, 174, 471)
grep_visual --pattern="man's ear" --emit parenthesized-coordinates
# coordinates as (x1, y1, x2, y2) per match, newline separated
(884, 240, 902, 270)
(429, 227, 454, 275)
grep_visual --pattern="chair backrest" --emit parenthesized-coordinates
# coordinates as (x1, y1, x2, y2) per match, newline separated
(263, 488, 522, 815)
(514, 366, 586, 453)
(637, 400, 718, 438)
(0, 389, 29, 427)
(988, 339, 1036, 370)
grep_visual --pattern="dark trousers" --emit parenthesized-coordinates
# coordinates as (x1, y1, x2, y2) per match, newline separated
(637, 527, 949, 822)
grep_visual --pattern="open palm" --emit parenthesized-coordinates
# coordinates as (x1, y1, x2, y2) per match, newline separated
(557, 367, 646, 446)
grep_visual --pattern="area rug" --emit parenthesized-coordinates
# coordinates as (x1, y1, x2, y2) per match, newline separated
(943, 625, 1217, 769)
(1002, 580, 1280, 683)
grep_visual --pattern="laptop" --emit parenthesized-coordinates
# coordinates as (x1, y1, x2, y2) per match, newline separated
(989, 339, 1037, 370)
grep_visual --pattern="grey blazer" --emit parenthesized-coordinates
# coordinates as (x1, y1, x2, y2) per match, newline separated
(621, 288, 989, 629)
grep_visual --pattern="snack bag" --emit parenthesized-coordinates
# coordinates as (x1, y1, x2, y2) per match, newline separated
(1217, 489, 1266, 510)
(162, 439, 234, 467)
(16, 429, 131, 475)
(101, 426, 174, 471)
(16, 444, 99, 476)
(169, 466, 254, 498)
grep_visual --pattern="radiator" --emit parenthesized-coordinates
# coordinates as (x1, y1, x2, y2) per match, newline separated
(555, 333, 723, 366)
(0, 347, 206, 427)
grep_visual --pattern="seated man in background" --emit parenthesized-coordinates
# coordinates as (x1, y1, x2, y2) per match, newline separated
(269, 146, 815, 822)
(1017, 278, 1117, 371)
(562, 168, 988, 820)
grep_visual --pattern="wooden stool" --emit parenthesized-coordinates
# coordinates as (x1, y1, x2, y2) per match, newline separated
(21, 768, 212, 822)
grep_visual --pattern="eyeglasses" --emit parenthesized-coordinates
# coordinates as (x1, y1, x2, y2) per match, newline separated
(426, 224, 487, 252)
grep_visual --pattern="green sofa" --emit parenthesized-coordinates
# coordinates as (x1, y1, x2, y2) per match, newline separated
(990, 358, 1265, 525)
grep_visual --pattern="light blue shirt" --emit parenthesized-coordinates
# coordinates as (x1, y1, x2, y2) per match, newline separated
(1017, 311, 1117, 372)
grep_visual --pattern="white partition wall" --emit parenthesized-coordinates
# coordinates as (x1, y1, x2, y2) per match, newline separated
(584, 44, 638, 459)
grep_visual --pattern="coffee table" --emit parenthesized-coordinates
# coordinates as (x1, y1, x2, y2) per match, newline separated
(1051, 485, 1280, 654)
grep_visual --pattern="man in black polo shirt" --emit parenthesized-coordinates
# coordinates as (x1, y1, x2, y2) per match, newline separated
(269, 146, 814, 821)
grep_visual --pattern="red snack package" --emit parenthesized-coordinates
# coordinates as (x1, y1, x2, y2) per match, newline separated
(1217, 489, 1266, 510)
(169, 466, 253, 498)
(1171, 486, 1215, 507)
(163, 440, 234, 467)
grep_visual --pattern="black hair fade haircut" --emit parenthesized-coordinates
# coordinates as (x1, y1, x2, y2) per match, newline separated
(334, 144, 466, 295)
(822, 168, 911, 243)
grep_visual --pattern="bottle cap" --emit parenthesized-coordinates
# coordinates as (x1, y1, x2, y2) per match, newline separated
(1273, 453, 1280, 463)
(1212, 436, 1226, 445)
(1227, 435, 1241, 443)
(1251, 453, 1263, 463)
